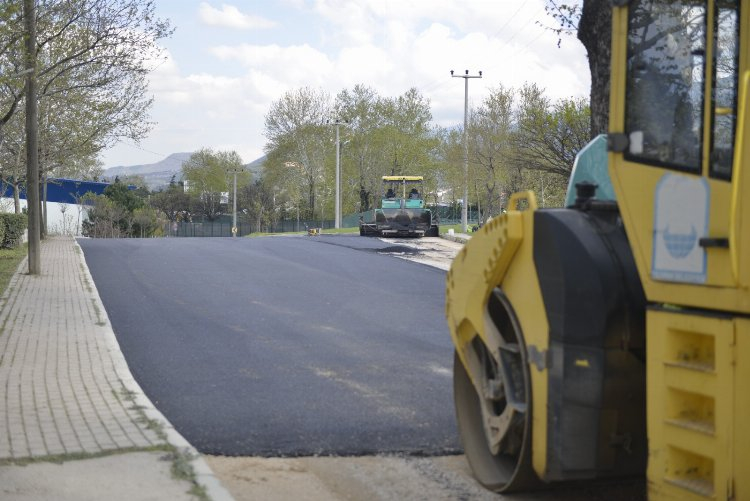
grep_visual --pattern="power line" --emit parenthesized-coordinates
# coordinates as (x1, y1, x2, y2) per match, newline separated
(490, 0, 530, 39)
(417, 3, 546, 98)
(114, 141, 168, 158)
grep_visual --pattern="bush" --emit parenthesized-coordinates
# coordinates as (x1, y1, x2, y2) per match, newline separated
(0, 213, 28, 249)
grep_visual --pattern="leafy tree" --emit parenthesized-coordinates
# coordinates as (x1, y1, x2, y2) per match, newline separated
(467, 85, 515, 218)
(81, 192, 126, 238)
(239, 179, 275, 232)
(334, 84, 382, 212)
(511, 84, 590, 179)
(132, 206, 158, 238)
(104, 179, 145, 213)
(264, 87, 330, 219)
(261, 158, 306, 224)
(0, 114, 25, 212)
(150, 177, 192, 222)
(436, 83, 588, 214)
(182, 148, 249, 221)
(0, 0, 172, 144)
(82, 179, 159, 237)
(375, 88, 435, 175)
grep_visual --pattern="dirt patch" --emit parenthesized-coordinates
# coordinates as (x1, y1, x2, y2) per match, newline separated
(204, 454, 496, 501)
(205, 454, 646, 500)
(380, 237, 464, 271)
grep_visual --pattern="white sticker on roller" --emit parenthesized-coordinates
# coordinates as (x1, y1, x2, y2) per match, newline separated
(651, 173, 708, 283)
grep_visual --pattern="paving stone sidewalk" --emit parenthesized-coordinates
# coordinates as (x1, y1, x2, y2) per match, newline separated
(0, 237, 231, 500)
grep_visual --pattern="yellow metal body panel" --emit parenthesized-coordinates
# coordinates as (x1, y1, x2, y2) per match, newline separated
(647, 311, 750, 500)
(646, 310, 734, 499)
(734, 318, 750, 501)
(445, 192, 552, 479)
(606, 163, 749, 310)
(730, 72, 750, 291)
(609, 5, 750, 499)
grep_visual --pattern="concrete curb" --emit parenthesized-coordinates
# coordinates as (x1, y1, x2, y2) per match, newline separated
(73, 239, 234, 501)
(439, 233, 470, 244)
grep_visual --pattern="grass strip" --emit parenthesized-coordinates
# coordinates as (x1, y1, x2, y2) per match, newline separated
(0, 244, 27, 295)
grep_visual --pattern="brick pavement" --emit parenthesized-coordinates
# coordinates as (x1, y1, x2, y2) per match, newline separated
(0, 237, 163, 459)
(0, 236, 232, 500)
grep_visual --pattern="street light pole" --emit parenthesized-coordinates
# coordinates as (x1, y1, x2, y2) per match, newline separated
(451, 69, 482, 233)
(335, 122, 340, 229)
(232, 170, 237, 236)
(227, 167, 243, 237)
(327, 118, 348, 229)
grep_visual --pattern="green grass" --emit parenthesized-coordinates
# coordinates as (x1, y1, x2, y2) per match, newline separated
(0, 244, 27, 295)
(438, 223, 481, 235)
(438, 223, 464, 234)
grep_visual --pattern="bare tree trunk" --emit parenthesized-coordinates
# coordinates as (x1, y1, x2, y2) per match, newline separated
(359, 183, 370, 212)
(12, 148, 23, 214)
(24, 0, 41, 274)
(308, 177, 315, 219)
(42, 175, 48, 239)
(13, 182, 20, 214)
(578, 0, 611, 138)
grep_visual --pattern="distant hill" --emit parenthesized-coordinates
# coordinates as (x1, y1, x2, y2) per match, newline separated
(245, 156, 265, 179)
(103, 153, 266, 190)
(103, 152, 192, 190)
(104, 152, 192, 177)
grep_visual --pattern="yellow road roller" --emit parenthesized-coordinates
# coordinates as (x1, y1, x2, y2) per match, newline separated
(446, 1, 750, 499)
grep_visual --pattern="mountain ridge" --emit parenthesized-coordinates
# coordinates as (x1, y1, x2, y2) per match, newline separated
(103, 153, 265, 190)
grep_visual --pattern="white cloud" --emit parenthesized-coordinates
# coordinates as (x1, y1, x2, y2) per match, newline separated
(101, 0, 591, 169)
(198, 2, 276, 30)
(211, 43, 335, 90)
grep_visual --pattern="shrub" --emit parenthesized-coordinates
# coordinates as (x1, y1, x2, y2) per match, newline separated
(0, 213, 28, 248)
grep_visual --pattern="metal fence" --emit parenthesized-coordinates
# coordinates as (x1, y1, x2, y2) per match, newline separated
(161, 207, 481, 238)
(430, 206, 481, 225)
(162, 219, 337, 237)
(163, 222, 254, 237)
(343, 207, 481, 227)
(265, 219, 336, 233)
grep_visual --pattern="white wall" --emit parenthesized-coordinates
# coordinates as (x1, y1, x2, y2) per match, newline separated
(0, 198, 89, 236)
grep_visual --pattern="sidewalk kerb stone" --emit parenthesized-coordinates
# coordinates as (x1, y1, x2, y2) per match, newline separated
(73, 238, 234, 501)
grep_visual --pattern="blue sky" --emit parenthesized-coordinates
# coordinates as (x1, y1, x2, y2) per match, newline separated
(100, 0, 590, 168)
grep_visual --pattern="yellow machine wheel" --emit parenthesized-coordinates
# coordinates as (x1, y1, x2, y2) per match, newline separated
(453, 291, 536, 492)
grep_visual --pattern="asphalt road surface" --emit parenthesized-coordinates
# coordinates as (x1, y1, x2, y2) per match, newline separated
(78, 235, 461, 457)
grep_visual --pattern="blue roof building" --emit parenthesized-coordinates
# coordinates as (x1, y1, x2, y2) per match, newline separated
(1, 178, 110, 203)
(1, 178, 113, 236)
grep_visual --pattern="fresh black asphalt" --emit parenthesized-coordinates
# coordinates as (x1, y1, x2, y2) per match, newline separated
(78, 235, 461, 457)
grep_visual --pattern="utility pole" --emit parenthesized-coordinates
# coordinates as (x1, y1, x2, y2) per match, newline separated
(227, 167, 244, 237)
(24, 0, 40, 274)
(451, 69, 482, 233)
(327, 119, 348, 229)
